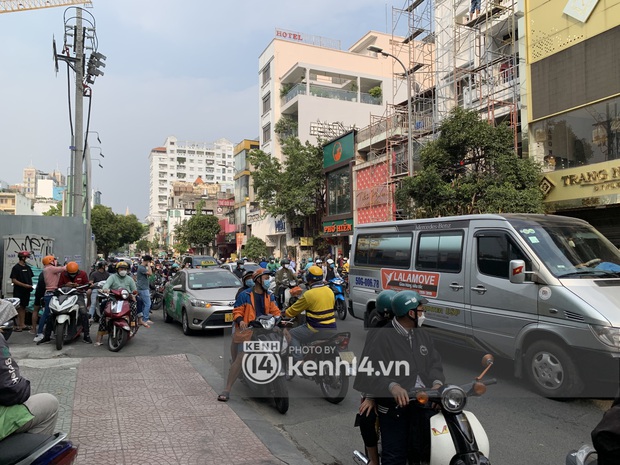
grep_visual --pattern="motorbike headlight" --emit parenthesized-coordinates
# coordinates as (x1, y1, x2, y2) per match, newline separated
(591, 325, 620, 348)
(260, 317, 276, 330)
(121, 290, 129, 300)
(441, 386, 467, 413)
(190, 299, 212, 308)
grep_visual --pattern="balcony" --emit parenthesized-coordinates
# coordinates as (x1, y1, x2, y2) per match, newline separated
(281, 83, 382, 106)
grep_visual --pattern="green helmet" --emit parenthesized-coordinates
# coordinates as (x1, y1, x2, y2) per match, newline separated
(391, 291, 428, 317)
(376, 290, 397, 316)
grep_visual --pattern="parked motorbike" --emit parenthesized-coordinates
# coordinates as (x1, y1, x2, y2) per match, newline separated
(240, 315, 290, 414)
(0, 297, 20, 341)
(0, 431, 78, 465)
(353, 354, 496, 465)
(149, 277, 165, 310)
(328, 277, 347, 320)
(100, 288, 139, 352)
(49, 285, 90, 350)
(283, 323, 353, 404)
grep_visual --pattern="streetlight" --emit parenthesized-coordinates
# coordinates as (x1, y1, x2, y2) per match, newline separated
(91, 158, 103, 169)
(367, 45, 413, 176)
(89, 146, 104, 158)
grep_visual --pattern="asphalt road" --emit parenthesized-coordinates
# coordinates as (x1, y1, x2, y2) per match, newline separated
(12, 308, 614, 465)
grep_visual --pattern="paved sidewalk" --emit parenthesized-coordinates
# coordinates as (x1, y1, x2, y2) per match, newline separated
(18, 352, 310, 465)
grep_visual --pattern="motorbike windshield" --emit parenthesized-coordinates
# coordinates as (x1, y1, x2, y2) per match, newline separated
(509, 218, 620, 279)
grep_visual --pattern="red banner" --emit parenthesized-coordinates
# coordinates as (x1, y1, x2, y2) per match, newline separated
(381, 268, 440, 297)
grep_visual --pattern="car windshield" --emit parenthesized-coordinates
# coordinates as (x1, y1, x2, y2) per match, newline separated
(188, 270, 241, 290)
(509, 218, 620, 278)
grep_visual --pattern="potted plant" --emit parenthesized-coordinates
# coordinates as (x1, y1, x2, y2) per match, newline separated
(369, 86, 382, 99)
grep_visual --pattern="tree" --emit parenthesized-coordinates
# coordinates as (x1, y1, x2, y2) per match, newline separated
(134, 239, 151, 254)
(242, 236, 268, 262)
(91, 205, 146, 258)
(42, 201, 63, 216)
(248, 137, 324, 232)
(395, 107, 545, 218)
(174, 202, 221, 254)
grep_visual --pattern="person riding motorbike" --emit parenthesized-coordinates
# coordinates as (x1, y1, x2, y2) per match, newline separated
(218, 268, 280, 402)
(325, 258, 340, 282)
(267, 257, 278, 273)
(37, 262, 92, 345)
(230, 270, 255, 362)
(94, 261, 145, 347)
(284, 265, 336, 361)
(232, 260, 245, 279)
(342, 257, 349, 274)
(354, 290, 444, 465)
(275, 259, 297, 309)
(0, 312, 59, 441)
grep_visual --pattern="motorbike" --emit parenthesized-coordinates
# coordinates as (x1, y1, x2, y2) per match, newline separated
(328, 277, 347, 320)
(353, 354, 496, 465)
(283, 323, 353, 404)
(0, 297, 20, 341)
(149, 277, 165, 310)
(240, 315, 290, 414)
(49, 285, 90, 350)
(100, 288, 139, 352)
(0, 431, 78, 465)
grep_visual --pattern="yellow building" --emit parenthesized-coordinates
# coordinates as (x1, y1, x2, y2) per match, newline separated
(526, 0, 620, 244)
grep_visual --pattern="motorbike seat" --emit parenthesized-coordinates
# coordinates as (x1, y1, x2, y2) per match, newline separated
(0, 432, 55, 464)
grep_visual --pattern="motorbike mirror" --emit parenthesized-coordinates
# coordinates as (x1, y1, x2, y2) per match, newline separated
(482, 354, 494, 367)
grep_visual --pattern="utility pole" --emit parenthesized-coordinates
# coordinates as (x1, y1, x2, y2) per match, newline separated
(72, 7, 84, 217)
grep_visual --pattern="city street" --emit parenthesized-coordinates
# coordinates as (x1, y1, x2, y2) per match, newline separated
(9, 307, 613, 465)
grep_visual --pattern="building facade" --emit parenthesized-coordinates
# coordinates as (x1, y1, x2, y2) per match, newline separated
(0, 191, 33, 215)
(527, 0, 620, 244)
(148, 135, 234, 240)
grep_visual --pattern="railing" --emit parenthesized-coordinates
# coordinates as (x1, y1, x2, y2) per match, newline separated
(282, 83, 306, 104)
(356, 111, 434, 145)
(282, 83, 382, 106)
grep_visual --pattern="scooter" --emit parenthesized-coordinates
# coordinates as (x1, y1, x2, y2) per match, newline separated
(284, 323, 353, 404)
(100, 288, 139, 352)
(271, 279, 303, 311)
(240, 315, 290, 414)
(328, 277, 347, 320)
(48, 285, 90, 350)
(353, 354, 496, 465)
(0, 297, 20, 341)
(150, 278, 165, 310)
(0, 431, 78, 465)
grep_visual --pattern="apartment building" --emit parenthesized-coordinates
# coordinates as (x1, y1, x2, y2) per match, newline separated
(0, 191, 33, 215)
(148, 136, 234, 240)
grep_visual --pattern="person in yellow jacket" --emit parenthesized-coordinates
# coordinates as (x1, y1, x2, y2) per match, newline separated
(285, 265, 336, 361)
(217, 268, 280, 402)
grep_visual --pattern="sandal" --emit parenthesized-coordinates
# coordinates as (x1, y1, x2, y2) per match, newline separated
(14, 327, 23, 332)
(141, 322, 151, 328)
(94, 342, 103, 347)
(217, 391, 230, 402)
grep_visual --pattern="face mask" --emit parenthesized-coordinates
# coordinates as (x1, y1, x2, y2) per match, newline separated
(330, 264, 335, 268)
(245, 279, 254, 288)
(118, 270, 128, 277)
(407, 310, 425, 327)
(261, 279, 271, 291)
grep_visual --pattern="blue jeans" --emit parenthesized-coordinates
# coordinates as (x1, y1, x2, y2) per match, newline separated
(89, 289, 98, 317)
(37, 294, 53, 335)
(137, 289, 151, 322)
(470, 0, 481, 13)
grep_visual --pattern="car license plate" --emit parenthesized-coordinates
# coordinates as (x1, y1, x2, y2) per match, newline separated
(224, 313, 233, 322)
(339, 351, 355, 364)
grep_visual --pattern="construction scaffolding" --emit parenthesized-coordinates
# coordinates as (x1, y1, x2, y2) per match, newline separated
(435, 0, 520, 151)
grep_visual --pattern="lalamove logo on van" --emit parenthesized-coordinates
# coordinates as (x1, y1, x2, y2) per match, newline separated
(381, 269, 440, 297)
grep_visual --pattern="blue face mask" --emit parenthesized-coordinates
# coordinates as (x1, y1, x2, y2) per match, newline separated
(262, 279, 271, 291)
(330, 264, 335, 268)
(245, 279, 254, 288)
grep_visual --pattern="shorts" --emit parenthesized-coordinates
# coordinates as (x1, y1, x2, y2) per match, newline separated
(14, 293, 31, 310)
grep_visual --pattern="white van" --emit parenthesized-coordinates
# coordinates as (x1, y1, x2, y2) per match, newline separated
(349, 214, 620, 397)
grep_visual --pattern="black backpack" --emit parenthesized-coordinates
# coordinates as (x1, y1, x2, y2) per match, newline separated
(592, 394, 620, 465)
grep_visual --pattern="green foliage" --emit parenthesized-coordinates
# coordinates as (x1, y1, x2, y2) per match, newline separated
(395, 107, 544, 218)
(134, 239, 151, 254)
(174, 202, 221, 253)
(42, 201, 62, 216)
(280, 83, 294, 98)
(274, 116, 298, 141)
(368, 86, 382, 99)
(91, 205, 146, 258)
(247, 138, 324, 227)
(243, 236, 268, 261)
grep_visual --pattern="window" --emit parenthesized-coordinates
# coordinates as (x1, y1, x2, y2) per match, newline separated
(416, 231, 464, 273)
(476, 232, 530, 279)
(261, 62, 271, 86)
(327, 168, 351, 215)
(354, 233, 412, 268)
(262, 93, 271, 114)
(262, 123, 271, 143)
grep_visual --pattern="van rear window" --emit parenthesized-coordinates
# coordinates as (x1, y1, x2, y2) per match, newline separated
(354, 233, 412, 268)
(416, 231, 464, 273)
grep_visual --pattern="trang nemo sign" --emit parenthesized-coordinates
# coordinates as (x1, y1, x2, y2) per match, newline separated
(542, 161, 620, 203)
(560, 166, 620, 191)
(381, 268, 440, 297)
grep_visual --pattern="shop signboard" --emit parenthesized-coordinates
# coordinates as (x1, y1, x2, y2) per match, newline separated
(322, 219, 354, 235)
(323, 132, 354, 169)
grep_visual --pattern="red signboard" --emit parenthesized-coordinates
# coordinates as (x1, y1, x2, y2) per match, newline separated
(218, 199, 235, 207)
(381, 268, 440, 297)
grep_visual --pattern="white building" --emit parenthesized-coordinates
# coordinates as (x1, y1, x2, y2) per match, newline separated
(147, 135, 234, 240)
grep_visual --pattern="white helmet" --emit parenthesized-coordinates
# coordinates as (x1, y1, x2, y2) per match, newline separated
(327, 258, 334, 265)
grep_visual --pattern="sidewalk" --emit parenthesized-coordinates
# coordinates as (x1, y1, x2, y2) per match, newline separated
(17, 351, 312, 465)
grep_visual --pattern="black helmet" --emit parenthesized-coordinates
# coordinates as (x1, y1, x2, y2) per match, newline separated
(281, 258, 289, 265)
(236, 259, 244, 266)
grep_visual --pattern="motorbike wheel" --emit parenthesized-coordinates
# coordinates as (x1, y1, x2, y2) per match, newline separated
(108, 325, 129, 352)
(320, 368, 349, 404)
(336, 299, 347, 320)
(151, 294, 163, 310)
(272, 377, 289, 414)
(55, 321, 67, 350)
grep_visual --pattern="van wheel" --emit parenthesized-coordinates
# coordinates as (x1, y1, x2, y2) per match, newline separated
(524, 341, 583, 398)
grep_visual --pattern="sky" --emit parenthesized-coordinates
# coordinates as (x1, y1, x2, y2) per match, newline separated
(0, 0, 402, 220)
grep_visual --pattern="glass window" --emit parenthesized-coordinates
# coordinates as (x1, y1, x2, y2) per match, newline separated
(262, 63, 271, 86)
(327, 168, 351, 216)
(262, 123, 271, 143)
(262, 93, 271, 114)
(477, 233, 529, 279)
(354, 233, 412, 268)
(416, 231, 464, 273)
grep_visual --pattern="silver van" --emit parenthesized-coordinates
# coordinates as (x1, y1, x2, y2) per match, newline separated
(349, 214, 620, 397)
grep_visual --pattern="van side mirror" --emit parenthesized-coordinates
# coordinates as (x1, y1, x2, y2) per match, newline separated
(509, 260, 526, 284)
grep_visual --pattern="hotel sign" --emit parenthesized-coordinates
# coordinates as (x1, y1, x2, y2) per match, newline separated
(541, 161, 620, 204)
